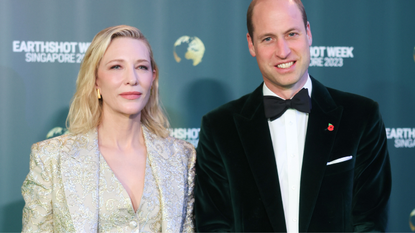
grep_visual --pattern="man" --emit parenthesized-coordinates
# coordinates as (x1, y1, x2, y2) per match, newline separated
(194, 0, 391, 232)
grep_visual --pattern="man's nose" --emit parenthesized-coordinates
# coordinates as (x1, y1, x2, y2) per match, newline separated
(275, 39, 291, 58)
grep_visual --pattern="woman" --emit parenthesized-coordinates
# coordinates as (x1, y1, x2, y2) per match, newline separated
(21, 25, 195, 232)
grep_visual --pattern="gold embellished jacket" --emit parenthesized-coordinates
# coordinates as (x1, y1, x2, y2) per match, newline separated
(21, 127, 196, 232)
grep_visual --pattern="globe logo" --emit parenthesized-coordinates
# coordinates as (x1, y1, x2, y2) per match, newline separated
(46, 126, 68, 139)
(410, 208, 415, 231)
(173, 36, 205, 66)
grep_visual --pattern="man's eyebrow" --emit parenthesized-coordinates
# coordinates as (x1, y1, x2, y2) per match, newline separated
(285, 27, 299, 33)
(257, 33, 275, 39)
(256, 27, 301, 39)
(284, 27, 301, 33)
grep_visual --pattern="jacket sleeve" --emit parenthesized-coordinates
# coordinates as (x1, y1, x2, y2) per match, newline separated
(21, 143, 54, 233)
(194, 116, 233, 232)
(352, 103, 391, 232)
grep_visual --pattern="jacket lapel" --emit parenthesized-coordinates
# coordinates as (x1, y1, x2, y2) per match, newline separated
(60, 129, 100, 232)
(299, 77, 343, 232)
(143, 126, 185, 233)
(233, 84, 286, 232)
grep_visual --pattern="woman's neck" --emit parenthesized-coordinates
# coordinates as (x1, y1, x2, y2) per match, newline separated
(98, 110, 144, 151)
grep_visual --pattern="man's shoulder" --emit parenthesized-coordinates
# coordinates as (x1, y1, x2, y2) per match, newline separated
(326, 86, 378, 109)
(311, 76, 377, 108)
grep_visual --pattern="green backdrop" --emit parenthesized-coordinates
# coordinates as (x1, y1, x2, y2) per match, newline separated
(0, 0, 414, 231)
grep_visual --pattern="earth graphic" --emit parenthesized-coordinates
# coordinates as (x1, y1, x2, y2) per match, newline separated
(46, 127, 68, 139)
(173, 36, 205, 66)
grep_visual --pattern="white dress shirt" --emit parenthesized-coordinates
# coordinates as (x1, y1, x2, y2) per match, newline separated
(263, 76, 312, 233)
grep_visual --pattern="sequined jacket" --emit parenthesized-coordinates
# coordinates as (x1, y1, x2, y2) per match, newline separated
(21, 127, 196, 232)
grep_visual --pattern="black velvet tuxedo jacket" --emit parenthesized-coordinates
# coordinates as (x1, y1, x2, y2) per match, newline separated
(194, 77, 391, 232)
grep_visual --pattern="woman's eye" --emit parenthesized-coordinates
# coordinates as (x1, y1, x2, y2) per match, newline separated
(110, 65, 121, 69)
(138, 65, 149, 70)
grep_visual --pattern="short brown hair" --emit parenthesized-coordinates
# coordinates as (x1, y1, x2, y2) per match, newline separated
(247, 0, 308, 42)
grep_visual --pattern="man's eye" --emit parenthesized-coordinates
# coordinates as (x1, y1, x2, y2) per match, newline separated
(263, 37, 272, 42)
(288, 32, 297, 37)
(110, 65, 121, 69)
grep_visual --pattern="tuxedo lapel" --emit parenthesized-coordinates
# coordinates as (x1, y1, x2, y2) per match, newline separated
(233, 84, 286, 232)
(299, 77, 343, 232)
(60, 130, 100, 232)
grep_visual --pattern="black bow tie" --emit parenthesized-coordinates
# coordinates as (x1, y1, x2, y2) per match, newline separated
(263, 88, 312, 121)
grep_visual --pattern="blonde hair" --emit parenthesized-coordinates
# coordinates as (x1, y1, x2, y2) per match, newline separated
(67, 25, 170, 137)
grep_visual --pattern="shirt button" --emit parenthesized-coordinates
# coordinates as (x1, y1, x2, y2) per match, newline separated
(292, 218, 298, 222)
(129, 220, 137, 228)
(290, 153, 295, 158)
(291, 185, 296, 190)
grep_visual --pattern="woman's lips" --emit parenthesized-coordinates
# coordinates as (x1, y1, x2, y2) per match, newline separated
(120, 92, 142, 100)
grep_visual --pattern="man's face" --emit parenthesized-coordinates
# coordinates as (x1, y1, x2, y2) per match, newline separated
(247, 0, 312, 97)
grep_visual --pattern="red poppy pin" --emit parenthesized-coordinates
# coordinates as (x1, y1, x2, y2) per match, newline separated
(327, 123, 334, 131)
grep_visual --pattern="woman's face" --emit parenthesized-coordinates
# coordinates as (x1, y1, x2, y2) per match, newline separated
(96, 37, 155, 119)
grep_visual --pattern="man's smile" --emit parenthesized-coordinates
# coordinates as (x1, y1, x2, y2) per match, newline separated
(276, 61, 294, 69)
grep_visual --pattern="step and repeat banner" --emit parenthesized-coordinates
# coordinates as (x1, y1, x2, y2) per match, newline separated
(0, 0, 414, 231)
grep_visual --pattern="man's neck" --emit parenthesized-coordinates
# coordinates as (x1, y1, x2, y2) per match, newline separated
(263, 75, 309, 100)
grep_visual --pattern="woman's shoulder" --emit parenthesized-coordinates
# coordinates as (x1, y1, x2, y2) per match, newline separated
(164, 136, 196, 167)
(174, 137, 196, 159)
(145, 128, 195, 158)
(169, 136, 195, 151)
(31, 131, 94, 158)
(32, 134, 69, 153)
(152, 134, 195, 155)
(144, 126, 192, 148)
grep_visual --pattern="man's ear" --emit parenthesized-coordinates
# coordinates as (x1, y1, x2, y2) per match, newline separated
(306, 22, 312, 46)
(247, 33, 256, 57)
